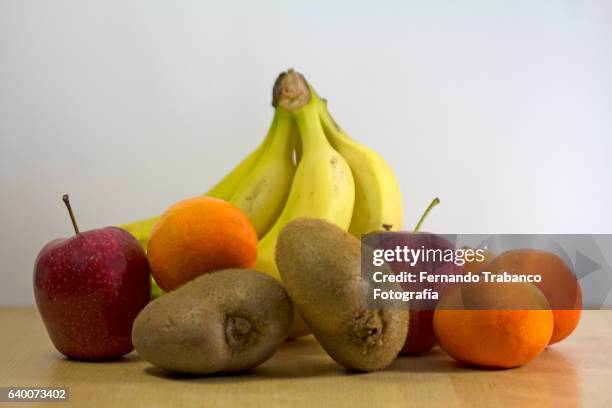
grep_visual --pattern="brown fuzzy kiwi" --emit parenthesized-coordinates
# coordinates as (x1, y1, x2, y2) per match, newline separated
(132, 268, 293, 374)
(275, 218, 409, 371)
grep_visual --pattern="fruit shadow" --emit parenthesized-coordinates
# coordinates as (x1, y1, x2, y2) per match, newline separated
(144, 359, 343, 382)
(141, 341, 582, 389)
(58, 350, 144, 364)
(143, 337, 348, 382)
(386, 345, 581, 375)
(39, 350, 151, 386)
(142, 341, 466, 382)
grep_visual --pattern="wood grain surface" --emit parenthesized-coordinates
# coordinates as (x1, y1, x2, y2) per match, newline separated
(0, 308, 610, 407)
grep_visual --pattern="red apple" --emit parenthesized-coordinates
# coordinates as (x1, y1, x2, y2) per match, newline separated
(34, 195, 150, 360)
(372, 231, 463, 354)
(367, 198, 463, 355)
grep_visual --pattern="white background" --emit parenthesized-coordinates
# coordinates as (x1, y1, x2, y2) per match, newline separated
(1, 1, 611, 305)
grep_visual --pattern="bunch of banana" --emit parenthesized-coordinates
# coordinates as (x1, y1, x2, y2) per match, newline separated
(120, 69, 403, 308)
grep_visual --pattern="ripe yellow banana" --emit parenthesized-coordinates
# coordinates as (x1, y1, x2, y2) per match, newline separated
(119, 115, 277, 248)
(228, 109, 297, 237)
(255, 70, 355, 280)
(206, 140, 268, 201)
(316, 93, 404, 236)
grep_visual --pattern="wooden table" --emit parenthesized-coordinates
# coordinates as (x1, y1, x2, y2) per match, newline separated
(0, 308, 610, 407)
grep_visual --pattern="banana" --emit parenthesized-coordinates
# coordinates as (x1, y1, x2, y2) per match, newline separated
(119, 216, 159, 249)
(119, 115, 277, 248)
(206, 139, 269, 201)
(316, 93, 403, 236)
(228, 109, 297, 237)
(255, 70, 355, 280)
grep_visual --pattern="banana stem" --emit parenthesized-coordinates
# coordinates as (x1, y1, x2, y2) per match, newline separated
(414, 197, 440, 233)
(318, 101, 341, 138)
(293, 102, 330, 153)
(273, 69, 311, 111)
(252, 108, 297, 167)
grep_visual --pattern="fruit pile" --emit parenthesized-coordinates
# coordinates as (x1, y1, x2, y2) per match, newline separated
(33, 69, 581, 376)
(121, 69, 403, 299)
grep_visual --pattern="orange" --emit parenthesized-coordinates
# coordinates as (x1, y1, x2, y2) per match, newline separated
(433, 282, 554, 368)
(147, 197, 257, 291)
(484, 249, 582, 344)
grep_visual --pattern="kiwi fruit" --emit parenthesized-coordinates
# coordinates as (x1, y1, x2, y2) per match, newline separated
(132, 268, 293, 374)
(275, 218, 409, 371)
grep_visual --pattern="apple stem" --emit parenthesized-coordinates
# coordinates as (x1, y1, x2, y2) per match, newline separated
(414, 197, 440, 233)
(62, 194, 80, 234)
